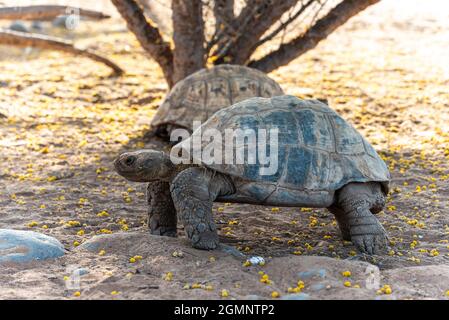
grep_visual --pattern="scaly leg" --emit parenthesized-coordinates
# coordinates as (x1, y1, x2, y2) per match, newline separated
(170, 167, 235, 250)
(147, 181, 177, 237)
(334, 182, 388, 255)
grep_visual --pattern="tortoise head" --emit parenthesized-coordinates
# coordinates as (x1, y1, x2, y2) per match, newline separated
(114, 149, 175, 182)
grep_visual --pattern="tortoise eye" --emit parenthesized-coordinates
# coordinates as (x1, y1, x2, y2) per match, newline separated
(124, 156, 136, 166)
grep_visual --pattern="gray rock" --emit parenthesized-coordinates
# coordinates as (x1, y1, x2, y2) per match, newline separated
(0, 229, 65, 264)
(297, 268, 327, 280)
(9, 21, 28, 33)
(281, 293, 310, 300)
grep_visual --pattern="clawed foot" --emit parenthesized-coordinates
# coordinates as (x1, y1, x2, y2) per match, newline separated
(187, 223, 219, 250)
(351, 221, 388, 255)
(150, 227, 177, 237)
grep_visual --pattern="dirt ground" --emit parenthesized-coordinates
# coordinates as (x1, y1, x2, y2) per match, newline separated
(0, 0, 449, 299)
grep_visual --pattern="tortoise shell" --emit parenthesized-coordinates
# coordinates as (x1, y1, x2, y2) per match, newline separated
(176, 95, 390, 206)
(151, 64, 284, 133)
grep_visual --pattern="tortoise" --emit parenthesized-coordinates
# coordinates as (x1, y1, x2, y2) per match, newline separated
(150, 64, 284, 140)
(115, 95, 391, 255)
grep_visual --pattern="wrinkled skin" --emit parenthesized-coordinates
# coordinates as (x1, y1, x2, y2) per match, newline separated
(114, 150, 388, 254)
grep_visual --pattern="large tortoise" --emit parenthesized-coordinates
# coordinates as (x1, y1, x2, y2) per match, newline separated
(115, 95, 391, 255)
(150, 64, 284, 139)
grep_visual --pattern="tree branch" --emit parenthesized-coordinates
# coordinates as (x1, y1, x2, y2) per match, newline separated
(172, 0, 205, 84)
(111, 0, 174, 87)
(0, 29, 123, 76)
(0, 5, 110, 21)
(253, 0, 316, 49)
(248, 0, 381, 73)
(213, 0, 234, 30)
(214, 0, 298, 65)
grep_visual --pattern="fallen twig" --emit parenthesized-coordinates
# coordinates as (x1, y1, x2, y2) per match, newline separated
(0, 5, 110, 21)
(0, 29, 124, 76)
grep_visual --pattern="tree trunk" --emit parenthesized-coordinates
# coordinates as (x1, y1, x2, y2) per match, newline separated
(249, 0, 381, 73)
(0, 5, 110, 21)
(172, 0, 205, 84)
(0, 30, 123, 76)
(111, 0, 174, 87)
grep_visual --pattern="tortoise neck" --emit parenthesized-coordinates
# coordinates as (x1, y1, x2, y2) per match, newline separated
(167, 163, 197, 182)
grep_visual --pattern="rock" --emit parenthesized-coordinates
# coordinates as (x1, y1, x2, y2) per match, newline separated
(382, 265, 449, 299)
(297, 268, 327, 280)
(31, 21, 44, 31)
(9, 21, 28, 33)
(73, 268, 89, 276)
(0, 229, 65, 264)
(282, 293, 310, 300)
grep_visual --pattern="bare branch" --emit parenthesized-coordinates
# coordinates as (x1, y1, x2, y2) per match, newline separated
(172, 0, 206, 84)
(111, 0, 174, 87)
(213, 0, 234, 30)
(214, 0, 298, 64)
(253, 0, 316, 49)
(0, 29, 123, 76)
(248, 0, 381, 73)
(0, 5, 110, 21)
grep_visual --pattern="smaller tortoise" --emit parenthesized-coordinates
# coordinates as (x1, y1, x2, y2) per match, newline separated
(115, 96, 391, 255)
(150, 64, 284, 140)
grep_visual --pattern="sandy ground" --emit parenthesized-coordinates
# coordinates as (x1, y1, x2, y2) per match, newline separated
(0, 0, 449, 299)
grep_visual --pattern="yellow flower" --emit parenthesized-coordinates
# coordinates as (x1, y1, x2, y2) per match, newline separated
(342, 271, 351, 277)
(271, 291, 280, 298)
(73, 241, 80, 247)
(111, 291, 120, 295)
(129, 257, 136, 263)
(98, 250, 106, 256)
(430, 249, 439, 257)
(164, 272, 173, 281)
(378, 284, 392, 295)
(97, 210, 109, 217)
(221, 289, 229, 297)
(73, 291, 81, 297)
(27, 221, 38, 228)
(271, 207, 280, 212)
(77, 230, 85, 236)
(260, 274, 272, 284)
(343, 281, 351, 287)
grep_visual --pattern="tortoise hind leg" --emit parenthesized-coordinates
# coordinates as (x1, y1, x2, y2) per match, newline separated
(170, 167, 235, 250)
(328, 205, 351, 241)
(333, 182, 389, 255)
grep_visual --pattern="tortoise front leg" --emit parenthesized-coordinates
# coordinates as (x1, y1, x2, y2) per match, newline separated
(170, 167, 235, 250)
(147, 181, 177, 237)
